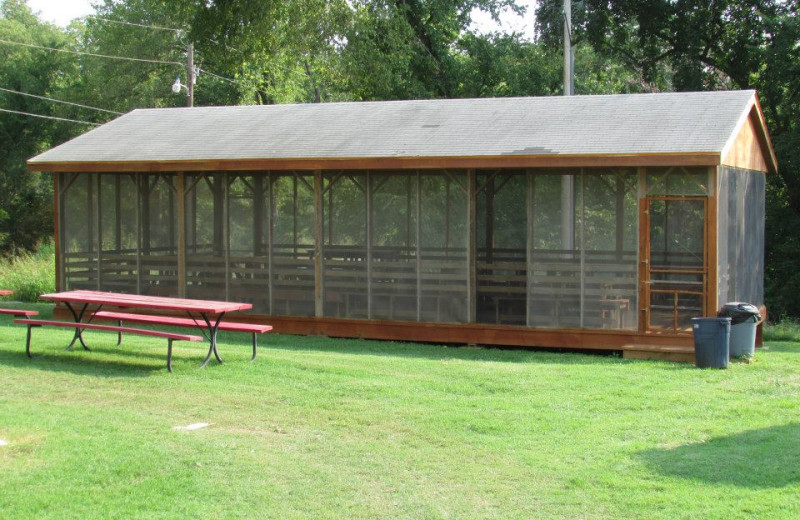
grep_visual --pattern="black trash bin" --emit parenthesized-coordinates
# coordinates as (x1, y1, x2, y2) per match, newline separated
(718, 302, 761, 358)
(691, 317, 731, 369)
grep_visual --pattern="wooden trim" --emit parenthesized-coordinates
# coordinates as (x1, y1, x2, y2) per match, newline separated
(751, 96, 778, 173)
(28, 152, 723, 174)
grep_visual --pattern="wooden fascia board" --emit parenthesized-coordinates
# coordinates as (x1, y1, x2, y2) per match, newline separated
(27, 152, 721, 173)
(751, 95, 779, 173)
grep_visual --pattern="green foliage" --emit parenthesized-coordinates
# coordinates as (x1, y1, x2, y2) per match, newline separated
(0, 0, 77, 252)
(0, 240, 55, 300)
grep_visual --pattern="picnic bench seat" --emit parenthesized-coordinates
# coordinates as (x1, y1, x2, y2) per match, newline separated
(91, 311, 272, 361)
(0, 308, 39, 317)
(14, 318, 202, 372)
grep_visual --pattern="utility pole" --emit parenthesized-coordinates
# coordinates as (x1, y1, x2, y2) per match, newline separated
(563, 0, 573, 96)
(187, 42, 195, 107)
(561, 0, 575, 252)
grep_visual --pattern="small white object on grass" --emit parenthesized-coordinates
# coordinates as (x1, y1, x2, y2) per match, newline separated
(0, 439, 8, 446)
(173, 422, 210, 431)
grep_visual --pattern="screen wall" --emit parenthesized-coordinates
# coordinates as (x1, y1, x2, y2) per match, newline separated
(60, 168, 641, 330)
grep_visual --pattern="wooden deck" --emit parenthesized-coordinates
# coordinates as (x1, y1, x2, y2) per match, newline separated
(54, 305, 697, 362)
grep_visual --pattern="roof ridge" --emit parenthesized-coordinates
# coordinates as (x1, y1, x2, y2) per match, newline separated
(126, 90, 756, 114)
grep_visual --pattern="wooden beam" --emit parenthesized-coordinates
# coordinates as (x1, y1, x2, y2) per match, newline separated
(28, 152, 724, 174)
(195, 313, 694, 351)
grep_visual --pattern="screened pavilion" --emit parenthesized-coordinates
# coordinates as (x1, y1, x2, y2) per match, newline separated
(29, 91, 776, 360)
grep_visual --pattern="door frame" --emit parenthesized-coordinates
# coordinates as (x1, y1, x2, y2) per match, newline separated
(639, 195, 711, 334)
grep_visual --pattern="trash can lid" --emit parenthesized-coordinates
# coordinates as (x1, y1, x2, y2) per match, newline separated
(718, 302, 761, 323)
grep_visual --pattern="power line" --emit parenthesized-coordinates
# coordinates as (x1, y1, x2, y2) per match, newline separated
(88, 16, 184, 34)
(198, 68, 240, 84)
(0, 38, 183, 66)
(0, 108, 101, 126)
(0, 86, 123, 115)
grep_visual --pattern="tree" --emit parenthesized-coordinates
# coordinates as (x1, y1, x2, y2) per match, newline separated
(0, 0, 82, 252)
(535, 0, 800, 317)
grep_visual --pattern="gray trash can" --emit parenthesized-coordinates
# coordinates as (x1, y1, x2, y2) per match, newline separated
(691, 317, 731, 369)
(718, 302, 761, 358)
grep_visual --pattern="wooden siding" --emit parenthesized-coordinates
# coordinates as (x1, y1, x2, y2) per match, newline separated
(722, 111, 771, 173)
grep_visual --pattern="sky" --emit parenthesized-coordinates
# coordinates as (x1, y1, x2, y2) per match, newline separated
(27, 0, 538, 40)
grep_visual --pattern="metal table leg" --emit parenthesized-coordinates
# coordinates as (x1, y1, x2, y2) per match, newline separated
(65, 302, 91, 351)
(199, 312, 225, 368)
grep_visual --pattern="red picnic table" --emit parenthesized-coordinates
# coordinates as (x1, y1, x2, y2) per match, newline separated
(39, 290, 253, 367)
(0, 290, 13, 296)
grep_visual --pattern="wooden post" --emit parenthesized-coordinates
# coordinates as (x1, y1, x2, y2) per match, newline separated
(707, 166, 718, 315)
(485, 174, 495, 263)
(87, 174, 94, 262)
(53, 173, 63, 292)
(416, 170, 422, 322)
(140, 176, 151, 256)
(224, 173, 230, 301)
(293, 174, 299, 255)
(136, 175, 143, 293)
(579, 171, 585, 328)
(526, 170, 534, 327)
(314, 170, 324, 317)
(267, 175, 275, 315)
(213, 176, 224, 256)
(95, 174, 102, 290)
(638, 166, 649, 333)
(114, 175, 121, 251)
(467, 169, 477, 323)
(366, 172, 373, 320)
(615, 172, 625, 261)
(177, 172, 186, 298)
(253, 175, 264, 256)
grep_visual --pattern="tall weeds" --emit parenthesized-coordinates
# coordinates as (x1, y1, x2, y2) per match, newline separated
(0, 242, 56, 302)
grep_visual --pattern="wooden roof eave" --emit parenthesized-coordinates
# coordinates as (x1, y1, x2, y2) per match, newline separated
(27, 151, 723, 174)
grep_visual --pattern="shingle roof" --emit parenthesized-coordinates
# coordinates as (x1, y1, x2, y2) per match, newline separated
(29, 90, 757, 165)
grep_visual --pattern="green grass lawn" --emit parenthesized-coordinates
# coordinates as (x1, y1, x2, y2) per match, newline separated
(1, 304, 799, 519)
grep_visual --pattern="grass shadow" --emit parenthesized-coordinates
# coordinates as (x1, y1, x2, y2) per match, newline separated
(0, 348, 162, 378)
(639, 423, 800, 488)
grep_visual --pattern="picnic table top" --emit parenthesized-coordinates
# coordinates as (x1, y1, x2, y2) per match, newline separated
(39, 290, 253, 314)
